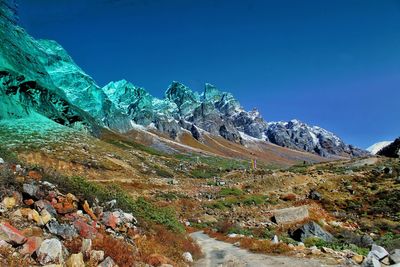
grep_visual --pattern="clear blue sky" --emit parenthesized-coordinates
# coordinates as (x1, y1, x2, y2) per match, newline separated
(18, 0, 400, 148)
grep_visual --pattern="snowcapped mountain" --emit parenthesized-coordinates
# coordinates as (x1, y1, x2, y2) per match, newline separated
(102, 80, 366, 157)
(265, 120, 367, 157)
(377, 138, 400, 158)
(367, 141, 393, 155)
(0, 2, 366, 158)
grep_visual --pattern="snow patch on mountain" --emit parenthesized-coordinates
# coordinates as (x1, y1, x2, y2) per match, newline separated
(367, 141, 393, 155)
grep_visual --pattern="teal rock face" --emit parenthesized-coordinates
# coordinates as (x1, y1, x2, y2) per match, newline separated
(165, 82, 200, 118)
(103, 80, 181, 138)
(0, 3, 132, 133)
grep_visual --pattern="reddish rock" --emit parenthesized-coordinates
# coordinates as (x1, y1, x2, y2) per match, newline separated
(83, 201, 97, 221)
(20, 236, 42, 255)
(24, 199, 34, 206)
(280, 193, 297, 201)
(73, 219, 98, 239)
(147, 253, 173, 266)
(21, 226, 43, 237)
(54, 201, 77, 214)
(0, 222, 27, 245)
(101, 212, 118, 229)
(28, 170, 42, 180)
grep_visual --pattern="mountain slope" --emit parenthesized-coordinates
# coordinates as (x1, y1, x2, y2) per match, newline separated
(367, 141, 393, 155)
(103, 80, 366, 158)
(0, 1, 365, 159)
(377, 138, 400, 158)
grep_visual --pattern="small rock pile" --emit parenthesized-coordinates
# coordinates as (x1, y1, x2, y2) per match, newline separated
(0, 160, 138, 266)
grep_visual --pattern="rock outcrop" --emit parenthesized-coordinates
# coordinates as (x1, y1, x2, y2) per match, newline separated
(377, 138, 400, 158)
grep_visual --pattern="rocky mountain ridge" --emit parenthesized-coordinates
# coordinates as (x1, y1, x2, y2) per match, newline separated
(0, 1, 366, 158)
(103, 80, 367, 158)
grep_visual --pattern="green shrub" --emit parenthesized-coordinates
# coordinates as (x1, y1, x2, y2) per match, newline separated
(44, 174, 184, 232)
(0, 146, 18, 163)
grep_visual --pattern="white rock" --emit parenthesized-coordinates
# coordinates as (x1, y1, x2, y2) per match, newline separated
(272, 235, 279, 244)
(182, 252, 193, 263)
(371, 244, 389, 260)
(0, 158, 4, 164)
(37, 239, 64, 265)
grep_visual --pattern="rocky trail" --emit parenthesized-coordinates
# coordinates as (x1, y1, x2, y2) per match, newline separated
(190, 231, 333, 267)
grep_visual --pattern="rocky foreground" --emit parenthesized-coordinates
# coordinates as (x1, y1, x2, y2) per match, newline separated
(0, 158, 198, 266)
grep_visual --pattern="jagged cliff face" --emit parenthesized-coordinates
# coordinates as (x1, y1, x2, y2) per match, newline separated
(0, 2, 131, 133)
(103, 79, 367, 157)
(0, 1, 366, 158)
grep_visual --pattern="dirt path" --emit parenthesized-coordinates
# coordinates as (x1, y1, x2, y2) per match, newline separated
(190, 231, 337, 267)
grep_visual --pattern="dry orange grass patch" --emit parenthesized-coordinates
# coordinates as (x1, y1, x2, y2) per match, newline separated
(136, 225, 202, 266)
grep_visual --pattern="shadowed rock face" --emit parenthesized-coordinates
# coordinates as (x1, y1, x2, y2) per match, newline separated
(0, 1, 366, 157)
(378, 138, 400, 158)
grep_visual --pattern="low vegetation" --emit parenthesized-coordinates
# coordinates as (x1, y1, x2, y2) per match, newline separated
(43, 173, 184, 232)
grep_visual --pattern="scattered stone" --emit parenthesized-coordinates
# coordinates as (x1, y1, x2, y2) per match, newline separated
(28, 209, 44, 225)
(309, 190, 322, 200)
(21, 226, 43, 237)
(101, 212, 118, 229)
(2, 196, 16, 210)
(105, 200, 116, 209)
(370, 244, 389, 260)
(73, 219, 98, 239)
(0, 222, 27, 245)
(37, 238, 64, 265)
(390, 249, 400, 264)
(167, 179, 178, 185)
(28, 170, 42, 180)
(66, 252, 84, 267)
(40, 209, 53, 225)
(20, 236, 42, 255)
(0, 158, 4, 164)
(272, 235, 279, 244)
(272, 205, 309, 224)
(46, 220, 77, 240)
(90, 250, 104, 262)
(24, 199, 34, 206)
(182, 252, 193, 263)
(97, 256, 117, 267)
(35, 199, 57, 217)
(321, 246, 335, 254)
(381, 256, 390, 265)
(81, 239, 92, 259)
(290, 221, 333, 242)
(83, 201, 97, 221)
(352, 254, 364, 264)
(53, 197, 77, 215)
(15, 164, 23, 172)
(310, 247, 322, 255)
(23, 183, 39, 199)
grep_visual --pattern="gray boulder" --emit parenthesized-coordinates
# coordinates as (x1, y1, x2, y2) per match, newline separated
(46, 220, 77, 240)
(272, 206, 309, 224)
(37, 238, 65, 265)
(390, 249, 400, 264)
(290, 221, 333, 242)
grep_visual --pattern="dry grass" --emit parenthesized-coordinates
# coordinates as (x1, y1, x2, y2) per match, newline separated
(0, 246, 32, 267)
(92, 231, 137, 266)
(205, 230, 292, 255)
(136, 225, 202, 265)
